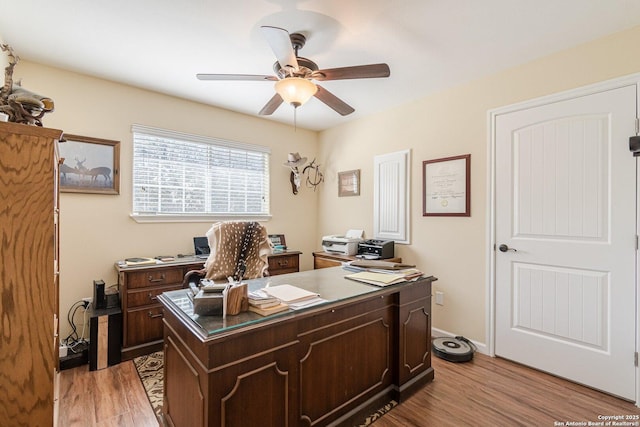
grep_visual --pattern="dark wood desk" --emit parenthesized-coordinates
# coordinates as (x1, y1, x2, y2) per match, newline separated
(159, 267, 435, 427)
(116, 251, 302, 360)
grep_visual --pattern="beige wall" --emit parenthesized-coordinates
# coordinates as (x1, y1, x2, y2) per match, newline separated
(10, 24, 640, 346)
(317, 25, 640, 346)
(12, 61, 318, 340)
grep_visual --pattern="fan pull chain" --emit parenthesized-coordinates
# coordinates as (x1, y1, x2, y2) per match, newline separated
(294, 107, 297, 131)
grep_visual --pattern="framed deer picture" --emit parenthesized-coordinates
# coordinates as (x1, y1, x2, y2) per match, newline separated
(59, 134, 120, 194)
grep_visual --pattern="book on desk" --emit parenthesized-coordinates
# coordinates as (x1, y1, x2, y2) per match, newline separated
(248, 303, 289, 316)
(247, 284, 326, 315)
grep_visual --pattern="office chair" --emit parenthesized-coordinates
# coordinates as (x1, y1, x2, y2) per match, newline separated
(183, 221, 272, 287)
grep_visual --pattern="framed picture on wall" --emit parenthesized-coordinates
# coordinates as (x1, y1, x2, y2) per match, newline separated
(338, 169, 360, 197)
(423, 154, 470, 216)
(59, 134, 120, 195)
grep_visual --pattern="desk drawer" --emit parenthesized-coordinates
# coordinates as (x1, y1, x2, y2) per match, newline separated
(126, 305, 164, 347)
(126, 268, 184, 289)
(128, 285, 182, 308)
(268, 254, 299, 274)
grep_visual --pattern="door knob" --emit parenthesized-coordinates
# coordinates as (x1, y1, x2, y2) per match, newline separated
(498, 244, 517, 252)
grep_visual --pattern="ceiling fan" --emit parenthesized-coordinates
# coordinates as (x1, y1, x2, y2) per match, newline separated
(196, 26, 390, 116)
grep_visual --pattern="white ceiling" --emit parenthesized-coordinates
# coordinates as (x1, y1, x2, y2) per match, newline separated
(2, 0, 640, 131)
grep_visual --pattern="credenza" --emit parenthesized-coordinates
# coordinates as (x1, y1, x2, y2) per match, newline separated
(116, 251, 301, 360)
(159, 267, 435, 427)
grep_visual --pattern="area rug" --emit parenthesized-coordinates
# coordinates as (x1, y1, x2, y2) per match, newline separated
(133, 351, 164, 419)
(133, 351, 396, 426)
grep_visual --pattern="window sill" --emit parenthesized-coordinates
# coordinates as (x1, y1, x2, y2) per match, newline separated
(130, 213, 272, 224)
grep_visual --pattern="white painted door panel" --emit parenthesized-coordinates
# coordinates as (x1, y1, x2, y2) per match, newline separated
(495, 84, 637, 400)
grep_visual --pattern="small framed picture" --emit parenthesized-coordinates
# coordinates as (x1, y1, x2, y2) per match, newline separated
(338, 169, 360, 197)
(59, 134, 120, 194)
(268, 234, 286, 248)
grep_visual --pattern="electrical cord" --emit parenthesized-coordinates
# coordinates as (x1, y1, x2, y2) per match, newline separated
(63, 299, 90, 352)
(80, 302, 90, 343)
(64, 301, 83, 343)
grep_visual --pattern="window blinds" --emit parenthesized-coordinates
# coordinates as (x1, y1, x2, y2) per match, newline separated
(131, 125, 270, 217)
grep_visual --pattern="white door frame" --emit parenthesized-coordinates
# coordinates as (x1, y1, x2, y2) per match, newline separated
(487, 73, 640, 406)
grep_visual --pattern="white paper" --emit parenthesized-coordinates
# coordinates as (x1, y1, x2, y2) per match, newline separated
(346, 229, 364, 239)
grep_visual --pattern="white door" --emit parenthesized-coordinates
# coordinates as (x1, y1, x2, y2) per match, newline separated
(494, 84, 637, 400)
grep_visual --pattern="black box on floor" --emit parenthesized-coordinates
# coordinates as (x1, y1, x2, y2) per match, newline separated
(59, 342, 89, 370)
(88, 306, 122, 371)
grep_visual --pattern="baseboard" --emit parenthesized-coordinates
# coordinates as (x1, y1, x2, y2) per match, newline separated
(431, 327, 488, 355)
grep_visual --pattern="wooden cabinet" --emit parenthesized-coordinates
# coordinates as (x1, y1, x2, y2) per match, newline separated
(313, 251, 402, 269)
(117, 260, 203, 360)
(117, 251, 301, 359)
(0, 122, 64, 426)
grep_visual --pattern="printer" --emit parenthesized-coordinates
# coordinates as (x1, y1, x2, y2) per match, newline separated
(357, 239, 395, 259)
(322, 229, 364, 256)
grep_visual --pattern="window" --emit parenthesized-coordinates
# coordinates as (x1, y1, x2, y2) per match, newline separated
(131, 124, 270, 222)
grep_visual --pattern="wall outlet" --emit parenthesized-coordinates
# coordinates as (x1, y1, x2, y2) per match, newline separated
(435, 291, 444, 306)
(82, 297, 92, 309)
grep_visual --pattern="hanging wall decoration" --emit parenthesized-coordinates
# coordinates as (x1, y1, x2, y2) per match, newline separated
(338, 169, 360, 197)
(423, 154, 470, 216)
(283, 153, 323, 195)
(283, 152, 307, 195)
(303, 159, 324, 192)
(59, 134, 120, 195)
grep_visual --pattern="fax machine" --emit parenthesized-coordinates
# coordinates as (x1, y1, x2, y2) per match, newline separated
(322, 229, 364, 256)
(357, 239, 395, 259)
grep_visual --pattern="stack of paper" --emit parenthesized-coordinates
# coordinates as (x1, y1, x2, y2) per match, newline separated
(262, 284, 326, 310)
(345, 271, 408, 286)
(349, 260, 416, 270)
(124, 257, 156, 266)
(263, 284, 320, 303)
(342, 259, 426, 286)
(369, 268, 424, 281)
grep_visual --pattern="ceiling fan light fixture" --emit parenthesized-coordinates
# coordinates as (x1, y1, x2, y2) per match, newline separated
(275, 77, 317, 108)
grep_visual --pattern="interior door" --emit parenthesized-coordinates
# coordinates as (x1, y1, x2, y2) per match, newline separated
(494, 83, 637, 400)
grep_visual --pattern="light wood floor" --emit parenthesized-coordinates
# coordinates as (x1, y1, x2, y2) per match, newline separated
(58, 353, 640, 426)
(58, 360, 157, 427)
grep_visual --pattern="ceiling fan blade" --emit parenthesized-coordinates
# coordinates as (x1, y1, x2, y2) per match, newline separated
(261, 26, 299, 71)
(258, 93, 284, 116)
(314, 85, 355, 116)
(312, 63, 390, 81)
(197, 73, 278, 81)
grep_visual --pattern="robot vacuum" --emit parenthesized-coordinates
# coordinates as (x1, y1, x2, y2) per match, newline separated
(432, 336, 476, 362)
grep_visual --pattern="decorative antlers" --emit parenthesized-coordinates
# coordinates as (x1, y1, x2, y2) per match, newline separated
(0, 44, 54, 126)
(0, 44, 16, 102)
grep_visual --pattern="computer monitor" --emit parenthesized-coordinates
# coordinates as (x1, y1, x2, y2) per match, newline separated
(193, 236, 210, 259)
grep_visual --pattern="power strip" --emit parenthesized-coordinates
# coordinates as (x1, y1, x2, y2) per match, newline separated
(59, 342, 89, 370)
